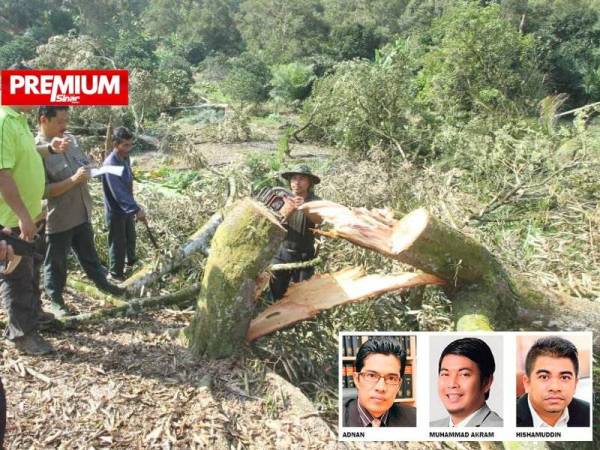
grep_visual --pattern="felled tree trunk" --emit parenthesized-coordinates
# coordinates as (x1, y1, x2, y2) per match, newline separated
(185, 198, 286, 358)
(301, 202, 519, 328)
(300, 201, 600, 343)
(247, 268, 445, 341)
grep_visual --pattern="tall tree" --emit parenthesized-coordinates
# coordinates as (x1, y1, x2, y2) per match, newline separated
(237, 0, 330, 64)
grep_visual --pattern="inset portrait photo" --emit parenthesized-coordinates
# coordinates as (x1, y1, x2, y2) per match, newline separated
(430, 335, 503, 427)
(516, 334, 591, 428)
(341, 335, 417, 428)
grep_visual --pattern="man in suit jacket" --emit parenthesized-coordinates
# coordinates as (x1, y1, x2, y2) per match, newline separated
(430, 402, 503, 427)
(342, 336, 416, 427)
(430, 337, 503, 427)
(516, 336, 590, 427)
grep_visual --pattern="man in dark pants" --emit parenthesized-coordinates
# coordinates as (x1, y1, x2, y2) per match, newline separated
(269, 165, 321, 300)
(102, 127, 146, 281)
(36, 106, 124, 317)
(0, 98, 54, 354)
(516, 336, 590, 427)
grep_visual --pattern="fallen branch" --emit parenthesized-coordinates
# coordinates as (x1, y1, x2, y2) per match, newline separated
(270, 257, 321, 272)
(247, 269, 445, 341)
(122, 177, 237, 295)
(468, 160, 580, 222)
(0, 285, 201, 331)
(554, 100, 600, 119)
(165, 104, 227, 112)
(55, 285, 200, 329)
(66, 279, 128, 308)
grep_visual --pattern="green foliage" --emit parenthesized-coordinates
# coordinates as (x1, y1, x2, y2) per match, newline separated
(269, 62, 315, 104)
(237, 0, 330, 64)
(524, 0, 600, 106)
(0, 0, 47, 32)
(306, 43, 432, 160)
(243, 150, 285, 192)
(33, 34, 105, 69)
(222, 53, 271, 105)
(417, 1, 544, 118)
(143, 0, 242, 63)
(322, 0, 417, 38)
(0, 35, 37, 68)
(113, 29, 158, 71)
(329, 23, 381, 60)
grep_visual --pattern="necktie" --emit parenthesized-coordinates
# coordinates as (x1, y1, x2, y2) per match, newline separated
(371, 418, 381, 427)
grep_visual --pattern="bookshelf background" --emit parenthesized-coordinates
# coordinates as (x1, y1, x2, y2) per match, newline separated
(341, 335, 416, 407)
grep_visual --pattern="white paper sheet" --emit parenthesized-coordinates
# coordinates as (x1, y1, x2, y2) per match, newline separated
(91, 166, 124, 177)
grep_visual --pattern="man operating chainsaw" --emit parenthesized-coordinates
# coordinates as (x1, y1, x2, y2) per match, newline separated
(269, 164, 322, 300)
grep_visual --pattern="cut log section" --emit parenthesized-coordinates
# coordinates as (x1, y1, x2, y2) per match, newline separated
(300, 201, 519, 327)
(298, 201, 600, 345)
(247, 268, 445, 341)
(301, 202, 512, 287)
(185, 198, 287, 358)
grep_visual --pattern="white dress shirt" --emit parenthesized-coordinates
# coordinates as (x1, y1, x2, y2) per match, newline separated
(448, 405, 485, 427)
(528, 397, 569, 427)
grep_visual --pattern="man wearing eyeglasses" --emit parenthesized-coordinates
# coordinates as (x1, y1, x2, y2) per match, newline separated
(343, 336, 416, 427)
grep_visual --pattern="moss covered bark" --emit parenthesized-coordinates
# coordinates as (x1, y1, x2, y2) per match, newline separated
(185, 198, 286, 359)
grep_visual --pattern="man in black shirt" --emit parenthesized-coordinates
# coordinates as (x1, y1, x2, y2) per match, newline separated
(269, 165, 321, 300)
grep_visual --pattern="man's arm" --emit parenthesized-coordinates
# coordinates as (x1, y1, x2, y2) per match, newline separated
(36, 137, 70, 158)
(0, 170, 37, 240)
(45, 167, 90, 198)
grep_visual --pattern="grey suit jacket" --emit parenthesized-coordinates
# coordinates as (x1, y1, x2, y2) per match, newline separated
(430, 403, 503, 427)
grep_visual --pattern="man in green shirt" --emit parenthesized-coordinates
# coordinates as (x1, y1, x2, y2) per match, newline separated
(0, 76, 74, 354)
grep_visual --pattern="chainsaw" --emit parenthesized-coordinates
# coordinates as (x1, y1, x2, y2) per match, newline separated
(254, 187, 324, 258)
(254, 186, 293, 218)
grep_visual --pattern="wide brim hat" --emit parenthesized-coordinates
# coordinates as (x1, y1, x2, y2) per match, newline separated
(280, 164, 321, 185)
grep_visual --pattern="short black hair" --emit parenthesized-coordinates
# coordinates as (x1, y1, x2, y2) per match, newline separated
(355, 336, 407, 377)
(38, 106, 69, 121)
(525, 336, 579, 377)
(113, 126, 134, 145)
(438, 337, 496, 400)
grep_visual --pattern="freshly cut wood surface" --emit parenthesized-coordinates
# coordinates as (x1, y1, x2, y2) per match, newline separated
(247, 268, 445, 341)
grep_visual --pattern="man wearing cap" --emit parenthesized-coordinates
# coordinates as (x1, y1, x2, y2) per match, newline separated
(269, 164, 321, 300)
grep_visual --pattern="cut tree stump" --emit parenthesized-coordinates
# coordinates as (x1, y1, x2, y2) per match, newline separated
(247, 268, 445, 341)
(185, 198, 286, 358)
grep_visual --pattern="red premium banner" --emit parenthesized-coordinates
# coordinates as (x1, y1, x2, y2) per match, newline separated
(0, 69, 128, 106)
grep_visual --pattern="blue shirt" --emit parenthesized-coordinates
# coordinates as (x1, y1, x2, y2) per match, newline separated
(102, 150, 139, 217)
